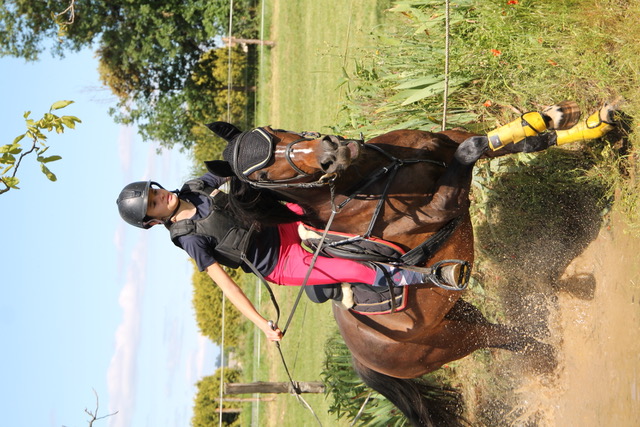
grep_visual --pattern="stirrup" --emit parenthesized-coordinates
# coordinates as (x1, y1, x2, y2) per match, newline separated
(428, 259, 472, 291)
(487, 100, 581, 150)
(555, 103, 616, 145)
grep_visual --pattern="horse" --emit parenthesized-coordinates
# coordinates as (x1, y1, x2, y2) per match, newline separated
(206, 101, 616, 426)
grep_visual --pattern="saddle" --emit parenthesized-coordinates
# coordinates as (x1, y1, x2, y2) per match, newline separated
(299, 224, 409, 314)
(298, 223, 406, 263)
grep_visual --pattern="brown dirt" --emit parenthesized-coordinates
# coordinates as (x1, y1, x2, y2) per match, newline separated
(498, 212, 640, 426)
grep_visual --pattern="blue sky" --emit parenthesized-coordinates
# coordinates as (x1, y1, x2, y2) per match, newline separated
(1, 49, 218, 426)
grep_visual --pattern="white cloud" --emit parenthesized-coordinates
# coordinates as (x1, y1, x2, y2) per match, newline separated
(118, 125, 134, 179)
(107, 236, 148, 427)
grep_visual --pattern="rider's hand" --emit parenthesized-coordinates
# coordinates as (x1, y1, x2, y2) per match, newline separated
(263, 320, 283, 342)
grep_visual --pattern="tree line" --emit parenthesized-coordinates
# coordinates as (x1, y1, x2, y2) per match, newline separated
(1, 0, 261, 153)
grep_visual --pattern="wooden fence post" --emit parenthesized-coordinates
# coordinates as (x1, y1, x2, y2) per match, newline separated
(224, 381, 325, 395)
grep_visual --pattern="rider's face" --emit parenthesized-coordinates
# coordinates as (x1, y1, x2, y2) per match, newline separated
(146, 187, 179, 221)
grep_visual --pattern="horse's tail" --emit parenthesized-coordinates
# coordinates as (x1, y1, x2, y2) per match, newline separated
(352, 358, 468, 427)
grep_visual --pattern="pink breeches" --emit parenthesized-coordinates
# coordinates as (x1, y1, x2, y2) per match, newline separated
(264, 207, 376, 286)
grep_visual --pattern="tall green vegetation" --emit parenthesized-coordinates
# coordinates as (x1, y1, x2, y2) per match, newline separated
(337, 0, 638, 231)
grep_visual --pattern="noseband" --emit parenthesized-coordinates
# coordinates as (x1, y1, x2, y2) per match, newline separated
(235, 131, 360, 189)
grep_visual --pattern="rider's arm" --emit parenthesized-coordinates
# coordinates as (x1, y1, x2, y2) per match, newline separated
(205, 262, 283, 342)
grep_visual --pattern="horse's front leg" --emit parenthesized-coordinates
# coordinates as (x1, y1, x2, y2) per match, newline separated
(486, 101, 618, 160)
(417, 135, 486, 219)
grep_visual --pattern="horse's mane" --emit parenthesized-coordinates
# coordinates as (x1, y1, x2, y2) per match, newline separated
(226, 177, 317, 230)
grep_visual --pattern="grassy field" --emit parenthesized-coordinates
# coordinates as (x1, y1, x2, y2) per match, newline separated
(229, 0, 640, 426)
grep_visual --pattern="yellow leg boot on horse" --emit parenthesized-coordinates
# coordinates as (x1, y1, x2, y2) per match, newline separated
(487, 100, 582, 150)
(553, 102, 617, 146)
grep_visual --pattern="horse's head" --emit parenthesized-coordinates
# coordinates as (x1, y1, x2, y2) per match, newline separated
(205, 122, 361, 187)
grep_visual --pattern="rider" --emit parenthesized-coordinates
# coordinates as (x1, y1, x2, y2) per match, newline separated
(116, 171, 444, 342)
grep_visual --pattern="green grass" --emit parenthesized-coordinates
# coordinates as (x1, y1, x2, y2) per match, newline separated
(256, 0, 392, 131)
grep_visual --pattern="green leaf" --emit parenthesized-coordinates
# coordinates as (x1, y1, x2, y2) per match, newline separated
(396, 77, 468, 105)
(1, 164, 15, 175)
(37, 155, 62, 164)
(393, 75, 442, 90)
(50, 100, 74, 111)
(12, 134, 26, 145)
(1, 152, 16, 164)
(61, 116, 81, 128)
(40, 164, 57, 181)
(1, 144, 18, 154)
(2, 176, 20, 189)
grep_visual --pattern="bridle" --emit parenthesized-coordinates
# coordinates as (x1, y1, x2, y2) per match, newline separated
(231, 130, 360, 189)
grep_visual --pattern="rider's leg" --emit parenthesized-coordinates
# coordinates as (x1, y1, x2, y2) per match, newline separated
(265, 221, 377, 286)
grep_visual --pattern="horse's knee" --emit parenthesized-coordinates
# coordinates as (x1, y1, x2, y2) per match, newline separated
(454, 136, 488, 165)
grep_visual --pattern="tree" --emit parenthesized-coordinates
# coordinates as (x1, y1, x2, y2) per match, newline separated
(191, 262, 247, 347)
(192, 368, 243, 427)
(1, 0, 262, 151)
(1, 101, 80, 195)
(109, 46, 252, 152)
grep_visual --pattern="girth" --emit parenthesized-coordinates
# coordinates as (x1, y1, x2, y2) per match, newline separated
(299, 216, 462, 267)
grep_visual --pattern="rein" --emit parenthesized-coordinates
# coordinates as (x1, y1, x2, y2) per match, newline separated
(322, 143, 447, 239)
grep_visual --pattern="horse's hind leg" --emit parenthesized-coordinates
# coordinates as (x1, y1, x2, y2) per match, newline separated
(426, 317, 557, 373)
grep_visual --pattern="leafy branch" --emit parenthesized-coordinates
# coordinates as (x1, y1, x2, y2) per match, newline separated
(53, 0, 77, 38)
(0, 100, 81, 195)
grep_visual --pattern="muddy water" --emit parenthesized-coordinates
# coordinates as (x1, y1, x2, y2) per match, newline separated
(505, 213, 640, 426)
(552, 215, 640, 426)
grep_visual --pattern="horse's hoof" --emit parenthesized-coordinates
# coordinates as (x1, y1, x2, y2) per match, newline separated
(599, 98, 623, 124)
(542, 100, 581, 130)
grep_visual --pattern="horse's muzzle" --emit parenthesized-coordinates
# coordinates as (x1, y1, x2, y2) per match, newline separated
(319, 135, 361, 173)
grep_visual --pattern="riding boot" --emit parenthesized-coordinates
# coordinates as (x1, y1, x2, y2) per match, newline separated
(554, 105, 616, 146)
(486, 100, 581, 150)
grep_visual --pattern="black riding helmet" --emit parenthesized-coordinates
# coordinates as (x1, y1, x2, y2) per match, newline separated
(116, 180, 164, 229)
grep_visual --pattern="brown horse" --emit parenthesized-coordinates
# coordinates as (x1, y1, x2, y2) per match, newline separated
(206, 102, 615, 426)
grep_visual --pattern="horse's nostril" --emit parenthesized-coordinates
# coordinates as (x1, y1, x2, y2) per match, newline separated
(320, 160, 333, 171)
(322, 136, 338, 150)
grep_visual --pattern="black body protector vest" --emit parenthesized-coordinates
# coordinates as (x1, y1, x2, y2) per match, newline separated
(168, 179, 255, 269)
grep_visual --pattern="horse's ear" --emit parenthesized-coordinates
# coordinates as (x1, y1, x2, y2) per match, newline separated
(206, 122, 242, 143)
(205, 160, 235, 177)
